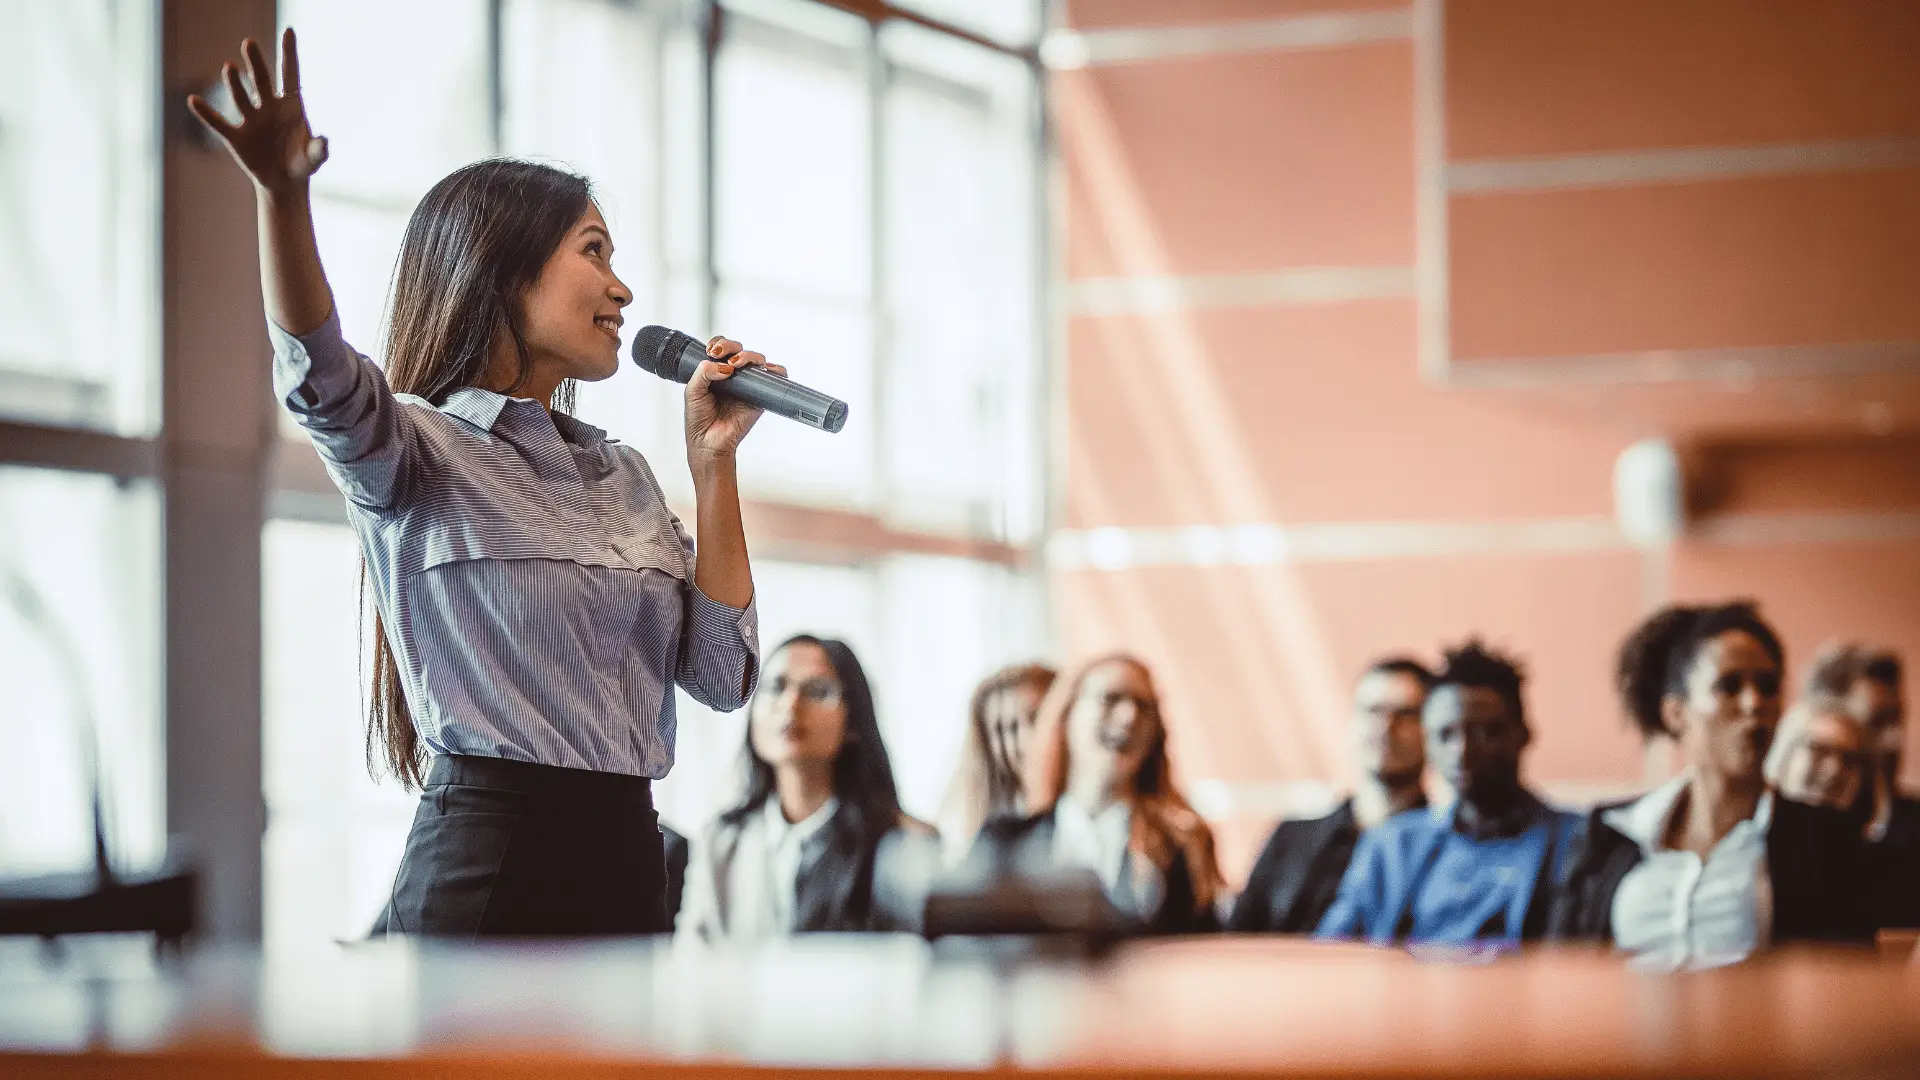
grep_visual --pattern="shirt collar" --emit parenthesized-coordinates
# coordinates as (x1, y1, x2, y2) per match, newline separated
(1442, 788, 1551, 840)
(764, 795, 839, 847)
(1603, 772, 1773, 854)
(438, 387, 610, 446)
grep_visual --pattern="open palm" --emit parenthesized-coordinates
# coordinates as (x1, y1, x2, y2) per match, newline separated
(187, 28, 328, 195)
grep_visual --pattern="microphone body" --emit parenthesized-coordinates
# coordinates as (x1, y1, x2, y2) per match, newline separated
(631, 326, 848, 434)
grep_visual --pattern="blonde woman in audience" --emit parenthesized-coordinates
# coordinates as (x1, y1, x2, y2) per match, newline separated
(1766, 697, 1869, 811)
(935, 663, 1057, 866)
(1551, 602, 1872, 965)
(1802, 643, 1919, 928)
(970, 655, 1222, 933)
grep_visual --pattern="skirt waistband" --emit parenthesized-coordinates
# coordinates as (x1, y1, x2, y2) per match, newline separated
(425, 754, 653, 803)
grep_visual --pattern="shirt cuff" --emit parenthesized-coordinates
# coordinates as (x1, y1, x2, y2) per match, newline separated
(269, 309, 362, 414)
(689, 584, 759, 657)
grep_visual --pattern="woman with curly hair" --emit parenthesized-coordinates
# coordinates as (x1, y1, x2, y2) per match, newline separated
(969, 655, 1222, 933)
(1551, 602, 1873, 965)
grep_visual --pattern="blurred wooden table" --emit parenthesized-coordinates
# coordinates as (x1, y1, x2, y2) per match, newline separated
(1, 935, 1917, 1079)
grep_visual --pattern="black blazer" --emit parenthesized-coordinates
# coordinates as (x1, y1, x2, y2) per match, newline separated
(661, 823, 690, 927)
(1227, 800, 1361, 933)
(976, 809, 1218, 935)
(1550, 792, 1874, 944)
(1868, 795, 1920, 930)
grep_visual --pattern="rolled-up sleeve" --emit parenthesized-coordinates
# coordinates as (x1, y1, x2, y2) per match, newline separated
(270, 311, 412, 510)
(677, 584, 760, 711)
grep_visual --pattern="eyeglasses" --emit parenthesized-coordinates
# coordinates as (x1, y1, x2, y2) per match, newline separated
(1710, 670, 1782, 698)
(767, 675, 842, 705)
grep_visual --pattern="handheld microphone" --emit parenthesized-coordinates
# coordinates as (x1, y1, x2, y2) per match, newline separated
(631, 326, 848, 434)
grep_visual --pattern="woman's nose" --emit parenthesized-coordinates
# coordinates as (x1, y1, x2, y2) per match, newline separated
(609, 275, 632, 306)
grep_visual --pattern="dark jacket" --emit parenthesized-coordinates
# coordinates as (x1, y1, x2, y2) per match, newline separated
(1867, 795, 1920, 930)
(1227, 800, 1363, 933)
(1550, 792, 1875, 944)
(975, 809, 1219, 935)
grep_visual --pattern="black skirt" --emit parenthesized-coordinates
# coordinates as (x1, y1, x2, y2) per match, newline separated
(376, 754, 669, 937)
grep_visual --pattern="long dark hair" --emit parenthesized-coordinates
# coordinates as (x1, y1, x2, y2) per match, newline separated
(720, 635, 903, 846)
(363, 159, 594, 788)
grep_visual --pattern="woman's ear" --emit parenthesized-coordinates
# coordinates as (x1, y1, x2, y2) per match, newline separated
(1659, 692, 1688, 740)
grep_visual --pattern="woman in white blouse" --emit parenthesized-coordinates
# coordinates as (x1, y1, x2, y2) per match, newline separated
(1551, 602, 1872, 966)
(678, 636, 932, 939)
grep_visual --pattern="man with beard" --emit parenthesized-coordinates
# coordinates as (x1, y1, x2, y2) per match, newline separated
(1228, 658, 1432, 933)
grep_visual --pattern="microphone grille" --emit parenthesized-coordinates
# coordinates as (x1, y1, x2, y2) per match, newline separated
(631, 325, 697, 380)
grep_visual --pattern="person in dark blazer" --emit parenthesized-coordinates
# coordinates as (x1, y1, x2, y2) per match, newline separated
(1228, 657, 1432, 933)
(678, 635, 932, 939)
(1316, 641, 1581, 947)
(1551, 603, 1873, 965)
(1803, 642, 1920, 930)
(660, 823, 690, 927)
(972, 654, 1223, 934)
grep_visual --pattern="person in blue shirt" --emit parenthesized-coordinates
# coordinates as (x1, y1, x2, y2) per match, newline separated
(1316, 640, 1581, 946)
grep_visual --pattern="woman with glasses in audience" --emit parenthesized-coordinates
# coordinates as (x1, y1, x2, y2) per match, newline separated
(936, 663, 1058, 867)
(1552, 602, 1872, 965)
(972, 655, 1222, 933)
(679, 635, 932, 938)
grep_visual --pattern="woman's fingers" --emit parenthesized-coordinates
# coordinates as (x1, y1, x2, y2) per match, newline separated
(706, 336, 742, 361)
(730, 350, 767, 370)
(243, 37, 278, 101)
(279, 27, 302, 95)
(223, 63, 256, 116)
(186, 94, 239, 141)
(764, 363, 788, 379)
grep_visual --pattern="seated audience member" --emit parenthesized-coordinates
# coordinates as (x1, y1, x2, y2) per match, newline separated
(975, 655, 1223, 933)
(1552, 603, 1871, 966)
(1804, 643, 1919, 928)
(678, 635, 932, 939)
(936, 663, 1058, 866)
(1230, 658, 1432, 933)
(1766, 698, 1869, 811)
(1316, 641, 1580, 946)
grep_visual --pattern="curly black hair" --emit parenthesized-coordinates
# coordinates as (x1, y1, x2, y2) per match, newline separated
(1615, 601, 1784, 739)
(1431, 640, 1526, 727)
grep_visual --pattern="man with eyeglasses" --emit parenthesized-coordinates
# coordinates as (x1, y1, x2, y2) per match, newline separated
(1804, 643, 1919, 929)
(1228, 658, 1432, 933)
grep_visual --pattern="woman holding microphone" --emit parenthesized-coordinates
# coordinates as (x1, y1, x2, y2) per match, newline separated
(189, 30, 770, 935)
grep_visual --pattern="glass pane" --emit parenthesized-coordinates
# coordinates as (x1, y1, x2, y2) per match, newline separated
(0, 0, 159, 434)
(874, 555, 1046, 818)
(714, 13, 871, 302)
(262, 520, 416, 946)
(0, 466, 162, 877)
(889, 0, 1040, 47)
(282, 0, 492, 204)
(880, 25, 1041, 539)
(715, 285, 875, 508)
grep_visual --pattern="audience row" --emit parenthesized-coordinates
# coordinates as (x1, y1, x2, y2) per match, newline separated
(668, 603, 1919, 967)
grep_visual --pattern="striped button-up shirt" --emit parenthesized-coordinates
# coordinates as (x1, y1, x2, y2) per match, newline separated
(271, 312, 759, 779)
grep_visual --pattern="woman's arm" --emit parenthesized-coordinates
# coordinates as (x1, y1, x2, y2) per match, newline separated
(187, 30, 334, 335)
(189, 31, 412, 510)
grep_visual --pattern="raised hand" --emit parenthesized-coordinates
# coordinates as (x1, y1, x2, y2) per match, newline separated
(187, 28, 328, 197)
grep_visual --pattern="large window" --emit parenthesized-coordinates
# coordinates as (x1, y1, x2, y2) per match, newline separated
(255, 0, 1046, 945)
(0, 467, 162, 878)
(0, 0, 160, 434)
